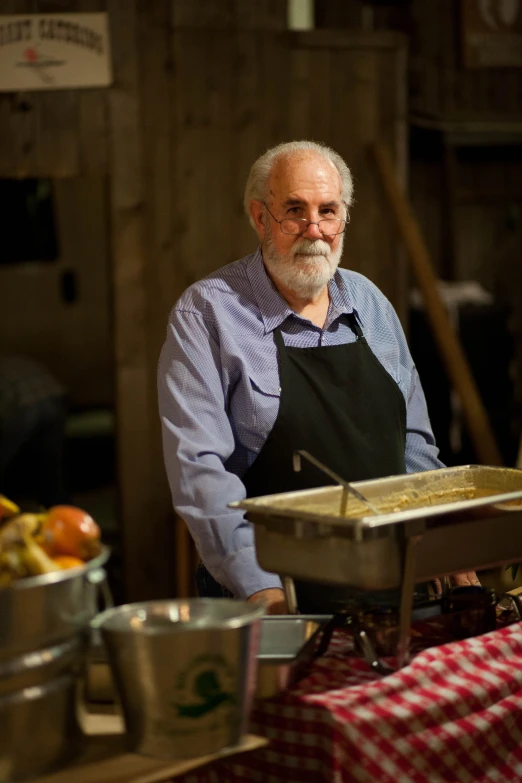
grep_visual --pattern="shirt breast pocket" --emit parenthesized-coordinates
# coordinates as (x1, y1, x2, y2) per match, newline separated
(248, 374, 281, 440)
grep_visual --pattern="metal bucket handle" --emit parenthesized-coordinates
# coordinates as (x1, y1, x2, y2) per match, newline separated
(86, 567, 114, 611)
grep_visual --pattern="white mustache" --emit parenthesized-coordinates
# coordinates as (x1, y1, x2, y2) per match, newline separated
(291, 239, 330, 258)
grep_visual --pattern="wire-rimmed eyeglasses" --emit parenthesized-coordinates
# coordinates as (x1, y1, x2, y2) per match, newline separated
(263, 202, 348, 236)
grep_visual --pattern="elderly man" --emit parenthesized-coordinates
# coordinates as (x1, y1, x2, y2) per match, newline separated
(158, 140, 478, 614)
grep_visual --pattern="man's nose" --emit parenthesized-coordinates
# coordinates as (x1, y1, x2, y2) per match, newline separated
(302, 220, 323, 240)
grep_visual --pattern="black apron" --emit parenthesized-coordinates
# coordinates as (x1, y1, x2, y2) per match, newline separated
(196, 313, 407, 612)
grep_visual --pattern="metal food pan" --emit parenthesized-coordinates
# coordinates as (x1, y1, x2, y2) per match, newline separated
(256, 615, 331, 698)
(231, 466, 522, 591)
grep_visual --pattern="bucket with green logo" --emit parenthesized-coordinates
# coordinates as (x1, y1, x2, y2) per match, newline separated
(93, 598, 264, 758)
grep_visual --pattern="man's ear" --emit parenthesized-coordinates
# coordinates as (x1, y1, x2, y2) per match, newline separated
(249, 200, 266, 240)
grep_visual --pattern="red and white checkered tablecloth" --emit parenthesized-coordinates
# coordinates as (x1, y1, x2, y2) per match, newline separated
(182, 620, 522, 783)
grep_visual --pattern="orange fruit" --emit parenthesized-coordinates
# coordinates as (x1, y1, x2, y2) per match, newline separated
(41, 505, 101, 560)
(52, 555, 85, 570)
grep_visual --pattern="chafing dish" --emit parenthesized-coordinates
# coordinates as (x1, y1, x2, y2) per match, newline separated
(232, 466, 522, 589)
(231, 465, 522, 668)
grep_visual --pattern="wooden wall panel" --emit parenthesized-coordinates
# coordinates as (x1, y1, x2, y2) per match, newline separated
(288, 32, 408, 321)
(408, 0, 522, 121)
(0, 0, 107, 178)
(0, 94, 38, 178)
(137, 0, 178, 597)
(0, 1, 37, 177)
(231, 31, 265, 254)
(79, 90, 109, 175)
(36, 92, 81, 177)
(0, 0, 409, 600)
(107, 0, 173, 600)
(171, 0, 286, 30)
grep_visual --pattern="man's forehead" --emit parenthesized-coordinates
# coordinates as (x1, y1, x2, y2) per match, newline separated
(268, 152, 342, 199)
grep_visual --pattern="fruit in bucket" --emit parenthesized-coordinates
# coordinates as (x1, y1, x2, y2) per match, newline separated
(52, 555, 86, 570)
(41, 506, 101, 560)
(0, 495, 20, 521)
(0, 498, 102, 586)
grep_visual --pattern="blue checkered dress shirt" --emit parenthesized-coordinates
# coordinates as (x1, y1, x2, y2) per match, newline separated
(158, 249, 443, 598)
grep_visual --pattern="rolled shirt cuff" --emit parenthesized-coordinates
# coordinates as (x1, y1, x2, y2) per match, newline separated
(219, 546, 282, 599)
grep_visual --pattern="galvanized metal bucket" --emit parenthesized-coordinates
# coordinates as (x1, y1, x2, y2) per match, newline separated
(92, 598, 264, 759)
(0, 547, 111, 782)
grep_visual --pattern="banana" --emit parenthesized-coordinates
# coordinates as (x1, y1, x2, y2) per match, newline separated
(21, 533, 60, 576)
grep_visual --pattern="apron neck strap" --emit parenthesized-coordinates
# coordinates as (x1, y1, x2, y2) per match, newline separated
(347, 312, 366, 342)
(273, 327, 285, 352)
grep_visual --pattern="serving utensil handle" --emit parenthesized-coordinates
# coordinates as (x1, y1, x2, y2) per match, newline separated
(293, 450, 380, 516)
(283, 576, 299, 614)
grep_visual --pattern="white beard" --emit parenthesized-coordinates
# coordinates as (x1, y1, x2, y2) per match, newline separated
(262, 227, 344, 300)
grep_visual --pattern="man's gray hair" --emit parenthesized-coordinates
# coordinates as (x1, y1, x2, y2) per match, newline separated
(244, 140, 354, 231)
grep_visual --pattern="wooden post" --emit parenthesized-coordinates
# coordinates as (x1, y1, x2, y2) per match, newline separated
(372, 141, 503, 466)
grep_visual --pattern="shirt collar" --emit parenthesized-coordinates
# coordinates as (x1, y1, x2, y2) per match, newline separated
(246, 248, 355, 334)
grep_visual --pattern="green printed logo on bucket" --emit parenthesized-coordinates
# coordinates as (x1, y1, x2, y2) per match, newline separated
(172, 654, 237, 719)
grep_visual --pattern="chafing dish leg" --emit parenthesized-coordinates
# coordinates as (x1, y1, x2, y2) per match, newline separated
(358, 629, 394, 675)
(397, 534, 422, 669)
(283, 576, 299, 614)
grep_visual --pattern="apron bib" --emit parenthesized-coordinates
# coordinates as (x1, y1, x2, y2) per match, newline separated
(197, 313, 407, 612)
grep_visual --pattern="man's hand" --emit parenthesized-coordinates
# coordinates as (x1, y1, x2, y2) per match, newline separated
(450, 571, 481, 587)
(432, 571, 481, 595)
(247, 588, 288, 615)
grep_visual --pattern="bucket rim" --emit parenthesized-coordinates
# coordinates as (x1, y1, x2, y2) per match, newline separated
(92, 597, 266, 634)
(0, 545, 110, 593)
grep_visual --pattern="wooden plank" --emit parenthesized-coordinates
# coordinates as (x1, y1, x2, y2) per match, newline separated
(78, 90, 109, 176)
(204, 32, 234, 267)
(233, 0, 287, 30)
(314, 0, 365, 29)
(76, 0, 109, 175)
(287, 32, 407, 321)
(36, 0, 81, 176)
(290, 30, 408, 50)
(138, 0, 176, 343)
(36, 90, 81, 177)
(258, 30, 288, 148)
(172, 0, 286, 29)
(0, 0, 38, 177)
(137, 0, 178, 593)
(374, 45, 408, 322)
(108, 0, 169, 601)
(327, 48, 361, 283)
(171, 32, 214, 287)
(32, 726, 267, 783)
(172, 0, 235, 28)
(231, 29, 264, 256)
(287, 45, 311, 141)
(345, 49, 384, 289)
(0, 93, 38, 177)
(308, 47, 331, 145)
(390, 43, 408, 328)
(372, 141, 504, 467)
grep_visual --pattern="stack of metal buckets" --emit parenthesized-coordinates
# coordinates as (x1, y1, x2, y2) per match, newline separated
(0, 549, 110, 782)
(1, 553, 266, 780)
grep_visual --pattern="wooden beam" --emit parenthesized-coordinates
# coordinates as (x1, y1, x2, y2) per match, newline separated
(372, 141, 504, 467)
(108, 0, 173, 600)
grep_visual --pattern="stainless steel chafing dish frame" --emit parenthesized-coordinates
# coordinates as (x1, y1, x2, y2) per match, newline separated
(230, 465, 522, 669)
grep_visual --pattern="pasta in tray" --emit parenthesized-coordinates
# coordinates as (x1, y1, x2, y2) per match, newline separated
(276, 486, 503, 519)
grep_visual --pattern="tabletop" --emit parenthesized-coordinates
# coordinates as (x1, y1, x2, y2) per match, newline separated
(179, 613, 522, 783)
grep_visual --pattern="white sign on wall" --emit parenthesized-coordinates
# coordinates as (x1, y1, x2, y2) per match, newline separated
(0, 13, 112, 91)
